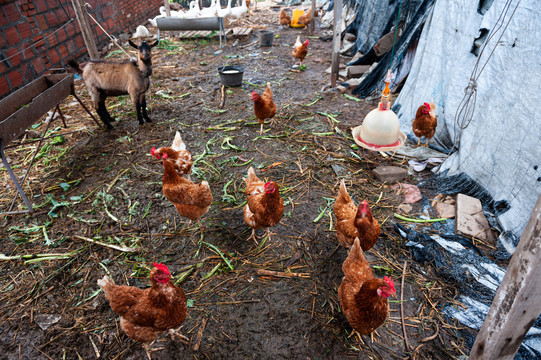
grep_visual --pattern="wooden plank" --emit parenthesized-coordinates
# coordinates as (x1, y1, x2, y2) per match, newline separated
(71, 0, 99, 59)
(331, 0, 342, 87)
(163, 0, 171, 16)
(0, 75, 73, 145)
(470, 194, 541, 359)
(310, 0, 316, 35)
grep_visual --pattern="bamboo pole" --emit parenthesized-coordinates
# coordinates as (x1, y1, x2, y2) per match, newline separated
(470, 194, 541, 359)
(71, 0, 99, 59)
(163, 0, 171, 16)
(330, 0, 342, 87)
(309, 0, 316, 35)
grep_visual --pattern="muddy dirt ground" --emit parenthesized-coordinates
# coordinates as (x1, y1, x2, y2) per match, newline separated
(0, 5, 471, 360)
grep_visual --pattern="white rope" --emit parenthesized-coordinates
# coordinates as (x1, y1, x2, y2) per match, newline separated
(83, 2, 132, 59)
(450, 0, 521, 153)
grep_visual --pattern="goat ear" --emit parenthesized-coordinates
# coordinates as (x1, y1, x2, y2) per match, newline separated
(128, 40, 139, 49)
(149, 40, 159, 48)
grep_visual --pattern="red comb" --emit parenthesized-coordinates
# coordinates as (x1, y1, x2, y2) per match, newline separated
(162, 153, 168, 159)
(153, 262, 170, 274)
(151, 147, 156, 156)
(424, 102, 431, 110)
(384, 276, 396, 293)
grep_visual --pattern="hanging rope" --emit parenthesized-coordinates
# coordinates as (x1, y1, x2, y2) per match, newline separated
(450, 0, 521, 153)
(83, 3, 132, 59)
(389, 0, 404, 70)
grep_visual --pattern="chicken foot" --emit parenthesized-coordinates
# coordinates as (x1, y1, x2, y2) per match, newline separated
(259, 123, 264, 135)
(168, 328, 190, 344)
(142, 342, 164, 360)
(262, 227, 277, 242)
(247, 228, 259, 245)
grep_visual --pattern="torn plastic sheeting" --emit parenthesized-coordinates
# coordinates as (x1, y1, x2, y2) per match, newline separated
(393, 0, 541, 244)
(395, 223, 541, 359)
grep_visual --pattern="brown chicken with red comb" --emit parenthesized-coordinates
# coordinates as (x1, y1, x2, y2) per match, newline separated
(243, 166, 284, 242)
(334, 180, 380, 251)
(97, 263, 187, 359)
(412, 101, 438, 146)
(251, 82, 277, 135)
(292, 36, 309, 66)
(339, 237, 396, 335)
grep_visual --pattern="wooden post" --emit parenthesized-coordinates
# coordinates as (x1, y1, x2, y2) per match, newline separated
(330, 0, 342, 87)
(163, 0, 171, 16)
(71, 0, 99, 59)
(309, 0, 316, 35)
(470, 194, 541, 359)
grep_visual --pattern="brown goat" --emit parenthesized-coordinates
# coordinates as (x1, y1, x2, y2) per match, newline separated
(67, 40, 158, 129)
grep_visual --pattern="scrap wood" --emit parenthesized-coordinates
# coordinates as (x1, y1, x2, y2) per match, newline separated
(74, 235, 137, 252)
(193, 317, 208, 351)
(219, 85, 225, 109)
(400, 260, 411, 351)
(255, 269, 310, 278)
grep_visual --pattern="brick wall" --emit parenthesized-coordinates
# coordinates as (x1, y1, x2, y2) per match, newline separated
(0, 0, 161, 101)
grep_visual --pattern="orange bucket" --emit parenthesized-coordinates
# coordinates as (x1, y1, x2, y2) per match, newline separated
(291, 9, 305, 27)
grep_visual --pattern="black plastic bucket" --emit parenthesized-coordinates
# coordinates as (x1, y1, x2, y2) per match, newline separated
(217, 65, 244, 87)
(259, 31, 274, 47)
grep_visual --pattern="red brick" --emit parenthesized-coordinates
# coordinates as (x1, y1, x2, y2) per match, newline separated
(45, 12, 59, 27)
(22, 47, 34, 60)
(59, 29, 68, 43)
(58, 44, 68, 59)
(56, 9, 69, 23)
(48, 49, 60, 65)
(75, 35, 84, 49)
(48, 33, 59, 47)
(5, 26, 20, 45)
(41, 53, 50, 66)
(3, 4, 21, 22)
(0, 76, 9, 98)
(5, 48, 22, 67)
(66, 22, 76, 37)
(34, 0, 48, 13)
(20, 63, 33, 81)
(67, 39, 77, 53)
(34, 14, 47, 30)
(17, 22, 33, 39)
(32, 57, 46, 74)
(7, 70, 23, 88)
(0, 34, 7, 48)
(0, 62, 8, 74)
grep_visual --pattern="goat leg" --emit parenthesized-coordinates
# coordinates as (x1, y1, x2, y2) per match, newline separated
(141, 96, 151, 123)
(96, 103, 114, 130)
(135, 101, 145, 125)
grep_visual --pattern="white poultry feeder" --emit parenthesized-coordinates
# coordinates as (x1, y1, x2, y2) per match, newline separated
(352, 70, 405, 152)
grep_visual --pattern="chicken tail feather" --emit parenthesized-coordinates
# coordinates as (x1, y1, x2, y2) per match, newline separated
(338, 179, 352, 203)
(342, 237, 369, 281)
(97, 275, 114, 297)
(172, 131, 186, 151)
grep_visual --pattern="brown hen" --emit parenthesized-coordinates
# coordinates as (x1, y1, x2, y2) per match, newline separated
(251, 82, 277, 135)
(279, 9, 291, 27)
(97, 263, 187, 359)
(338, 238, 396, 335)
(334, 180, 380, 251)
(291, 36, 309, 66)
(243, 166, 284, 243)
(160, 154, 212, 227)
(412, 101, 438, 146)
